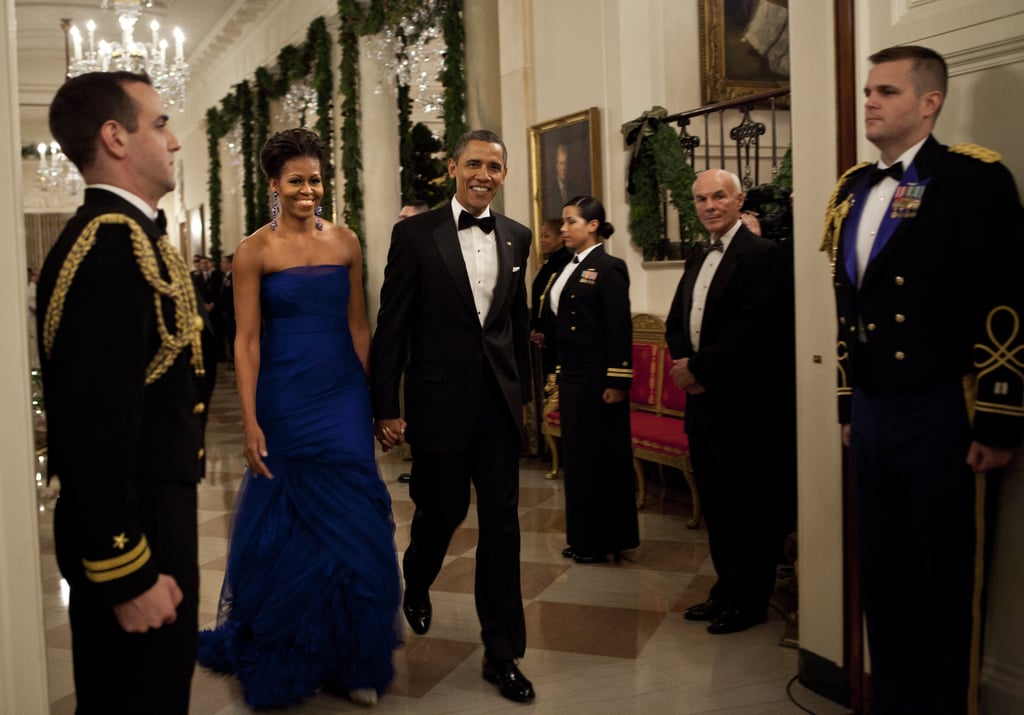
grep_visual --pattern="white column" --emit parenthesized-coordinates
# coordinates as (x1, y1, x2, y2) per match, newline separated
(465, 0, 505, 214)
(0, 0, 51, 708)
(359, 34, 401, 331)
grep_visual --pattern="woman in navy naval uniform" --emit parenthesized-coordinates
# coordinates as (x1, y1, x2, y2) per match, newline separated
(543, 196, 638, 563)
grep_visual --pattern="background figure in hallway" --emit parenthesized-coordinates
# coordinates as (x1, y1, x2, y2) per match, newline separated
(823, 45, 1024, 713)
(370, 129, 536, 703)
(665, 168, 793, 636)
(530, 217, 572, 379)
(36, 71, 203, 713)
(197, 128, 400, 709)
(539, 196, 638, 564)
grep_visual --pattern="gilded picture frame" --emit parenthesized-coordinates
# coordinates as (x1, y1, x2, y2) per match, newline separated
(699, 0, 790, 105)
(529, 107, 601, 264)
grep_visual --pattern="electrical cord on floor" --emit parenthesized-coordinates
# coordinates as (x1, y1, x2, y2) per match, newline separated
(786, 674, 819, 714)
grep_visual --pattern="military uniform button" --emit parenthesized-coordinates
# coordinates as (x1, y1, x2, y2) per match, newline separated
(197, 448, 205, 459)
(849, 325, 856, 333)
(867, 323, 876, 331)
(894, 351, 905, 361)
(895, 314, 905, 323)
(894, 276, 905, 286)
(839, 316, 847, 325)
(193, 402, 206, 414)
(570, 326, 577, 331)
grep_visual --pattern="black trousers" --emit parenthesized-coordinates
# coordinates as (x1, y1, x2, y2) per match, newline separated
(62, 481, 199, 714)
(850, 383, 979, 715)
(405, 367, 526, 662)
(686, 393, 782, 615)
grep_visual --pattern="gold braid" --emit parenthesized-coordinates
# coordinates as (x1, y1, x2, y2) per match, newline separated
(820, 162, 872, 276)
(42, 213, 205, 384)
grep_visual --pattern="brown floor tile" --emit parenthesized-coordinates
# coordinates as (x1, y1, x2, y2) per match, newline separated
(387, 638, 480, 698)
(390, 499, 416, 524)
(50, 693, 76, 715)
(46, 622, 72, 649)
(520, 561, 570, 600)
(519, 484, 560, 508)
(200, 554, 228, 570)
(672, 573, 718, 612)
(197, 488, 237, 511)
(525, 600, 666, 658)
(446, 527, 479, 556)
(197, 512, 233, 538)
(518, 507, 566, 533)
(619, 538, 710, 572)
(432, 556, 476, 594)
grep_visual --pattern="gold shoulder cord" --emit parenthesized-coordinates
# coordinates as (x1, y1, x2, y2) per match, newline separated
(949, 143, 1001, 163)
(43, 214, 205, 384)
(820, 162, 872, 277)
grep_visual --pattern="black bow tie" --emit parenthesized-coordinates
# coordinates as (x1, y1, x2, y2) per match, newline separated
(708, 240, 723, 252)
(867, 162, 904, 186)
(156, 209, 167, 232)
(458, 211, 495, 234)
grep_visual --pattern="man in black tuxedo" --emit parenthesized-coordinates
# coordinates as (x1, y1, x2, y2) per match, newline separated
(37, 71, 205, 713)
(370, 130, 535, 703)
(665, 168, 791, 635)
(823, 45, 1024, 713)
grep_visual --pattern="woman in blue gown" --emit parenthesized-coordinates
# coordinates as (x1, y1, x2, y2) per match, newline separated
(197, 128, 401, 708)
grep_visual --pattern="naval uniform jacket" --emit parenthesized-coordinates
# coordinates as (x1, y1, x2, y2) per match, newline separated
(542, 244, 633, 389)
(826, 136, 1024, 446)
(36, 188, 206, 606)
(370, 205, 533, 452)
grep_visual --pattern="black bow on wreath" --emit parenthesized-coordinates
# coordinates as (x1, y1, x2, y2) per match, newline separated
(621, 106, 668, 195)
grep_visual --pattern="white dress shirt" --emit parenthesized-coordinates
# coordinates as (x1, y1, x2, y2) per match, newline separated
(88, 183, 162, 224)
(451, 197, 498, 326)
(549, 243, 600, 316)
(689, 219, 741, 351)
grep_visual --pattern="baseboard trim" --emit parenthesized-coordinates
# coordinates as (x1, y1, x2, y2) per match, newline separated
(798, 648, 850, 707)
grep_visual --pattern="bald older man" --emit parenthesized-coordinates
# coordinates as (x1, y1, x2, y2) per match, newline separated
(665, 169, 793, 635)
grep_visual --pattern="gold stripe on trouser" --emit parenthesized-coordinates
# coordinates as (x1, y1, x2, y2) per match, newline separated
(967, 471, 985, 715)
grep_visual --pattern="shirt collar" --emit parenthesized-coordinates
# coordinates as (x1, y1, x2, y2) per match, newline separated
(572, 243, 601, 263)
(881, 135, 928, 171)
(450, 196, 492, 227)
(88, 184, 161, 222)
(716, 219, 743, 251)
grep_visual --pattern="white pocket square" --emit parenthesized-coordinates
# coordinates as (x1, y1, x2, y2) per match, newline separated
(512, 266, 521, 272)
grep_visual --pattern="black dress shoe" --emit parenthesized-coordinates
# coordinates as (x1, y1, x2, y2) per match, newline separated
(572, 552, 608, 564)
(683, 599, 723, 622)
(482, 658, 535, 702)
(402, 593, 431, 635)
(561, 547, 575, 559)
(706, 609, 765, 635)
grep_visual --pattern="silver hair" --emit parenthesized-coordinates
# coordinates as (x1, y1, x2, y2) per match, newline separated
(692, 169, 743, 197)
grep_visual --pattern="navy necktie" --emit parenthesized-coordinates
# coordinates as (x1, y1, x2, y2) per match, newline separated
(867, 161, 904, 186)
(458, 211, 495, 234)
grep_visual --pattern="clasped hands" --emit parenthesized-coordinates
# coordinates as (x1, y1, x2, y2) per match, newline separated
(375, 417, 408, 452)
(669, 357, 706, 394)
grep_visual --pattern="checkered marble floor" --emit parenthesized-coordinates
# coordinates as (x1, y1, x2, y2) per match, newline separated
(39, 366, 849, 714)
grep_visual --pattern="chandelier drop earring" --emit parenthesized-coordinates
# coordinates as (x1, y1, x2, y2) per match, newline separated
(315, 203, 323, 231)
(270, 191, 279, 231)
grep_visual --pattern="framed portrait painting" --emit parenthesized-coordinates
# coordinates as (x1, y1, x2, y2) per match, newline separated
(529, 107, 601, 258)
(700, 0, 790, 105)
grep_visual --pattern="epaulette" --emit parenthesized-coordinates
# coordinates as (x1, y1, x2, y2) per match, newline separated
(820, 162, 872, 274)
(949, 143, 1001, 163)
(43, 213, 205, 384)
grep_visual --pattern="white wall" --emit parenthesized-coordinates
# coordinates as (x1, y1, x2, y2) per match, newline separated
(1, 0, 50, 708)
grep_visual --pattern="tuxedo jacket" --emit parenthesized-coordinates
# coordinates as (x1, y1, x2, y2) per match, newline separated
(827, 136, 1024, 446)
(665, 225, 786, 428)
(370, 206, 533, 453)
(36, 188, 205, 605)
(539, 244, 632, 389)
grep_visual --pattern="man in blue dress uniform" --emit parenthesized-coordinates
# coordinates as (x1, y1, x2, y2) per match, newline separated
(822, 45, 1024, 713)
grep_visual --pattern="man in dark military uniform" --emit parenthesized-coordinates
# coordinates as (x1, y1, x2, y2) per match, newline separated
(822, 45, 1024, 714)
(36, 71, 205, 714)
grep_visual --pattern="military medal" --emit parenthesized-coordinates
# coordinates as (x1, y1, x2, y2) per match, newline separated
(579, 269, 598, 285)
(890, 183, 924, 219)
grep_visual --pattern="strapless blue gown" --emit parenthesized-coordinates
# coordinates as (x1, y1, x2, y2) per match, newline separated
(197, 265, 401, 708)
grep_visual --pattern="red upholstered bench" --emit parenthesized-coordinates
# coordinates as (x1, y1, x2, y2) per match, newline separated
(540, 314, 701, 528)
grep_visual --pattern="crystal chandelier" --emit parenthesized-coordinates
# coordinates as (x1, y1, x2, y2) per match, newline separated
(36, 142, 84, 195)
(369, 0, 446, 113)
(64, 1, 189, 111)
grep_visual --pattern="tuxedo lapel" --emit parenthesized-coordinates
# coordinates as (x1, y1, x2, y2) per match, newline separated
(431, 212, 478, 318)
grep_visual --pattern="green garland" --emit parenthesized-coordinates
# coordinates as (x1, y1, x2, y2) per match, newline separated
(337, 0, 363, 239)
(204, 17, 334, 246)
(440, 0, 467, 156)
